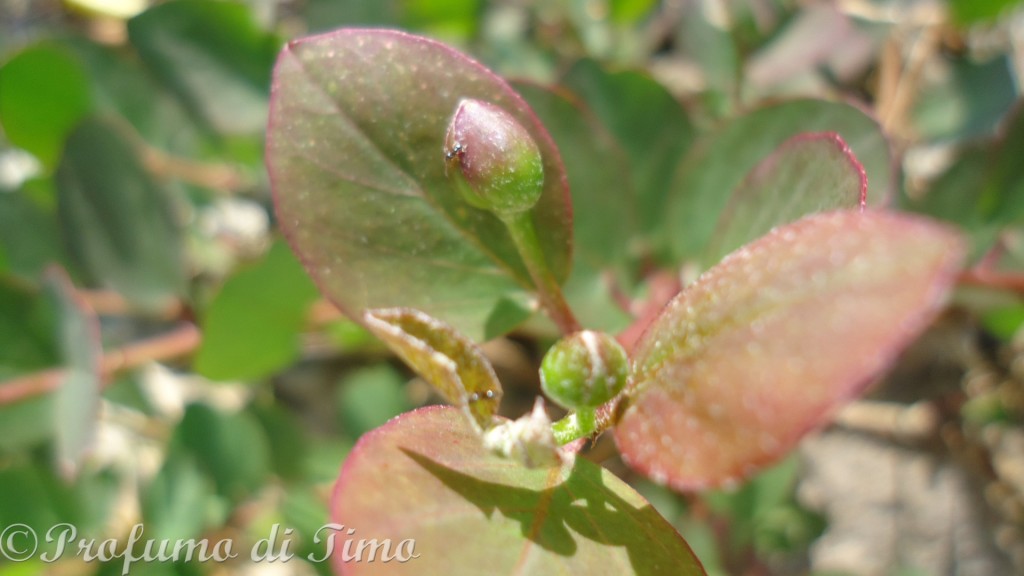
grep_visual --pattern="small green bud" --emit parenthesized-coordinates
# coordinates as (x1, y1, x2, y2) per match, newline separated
(540, 330, 629, 411)
(444, 98, 544, 217)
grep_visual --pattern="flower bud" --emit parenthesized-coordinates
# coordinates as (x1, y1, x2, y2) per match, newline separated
(483, 398, 562, 468)
(540, 330, 629, 411)
(444, 99, 544, 217)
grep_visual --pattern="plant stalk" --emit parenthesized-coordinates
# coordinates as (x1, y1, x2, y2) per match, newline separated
(551, 398, 623, 445)
(0, 323, 201, 405)
(501, 211, 580, 335)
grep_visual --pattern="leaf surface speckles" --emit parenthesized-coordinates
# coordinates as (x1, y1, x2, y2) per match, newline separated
(616, 210, 964, 490)
(332, 406, 705, 575)
(701, 132, 867, 268)
(267, 29, 572, 341)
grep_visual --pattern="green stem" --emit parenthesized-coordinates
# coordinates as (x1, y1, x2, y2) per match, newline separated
(550, 397, 624, 445)
(501, 212, 580, 335)
(552, 408, 596, 445)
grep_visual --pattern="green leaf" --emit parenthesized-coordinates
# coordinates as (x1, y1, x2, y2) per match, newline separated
(609, 0, 658, 23)
(616, 210, 964, 490)
(989, 105, 1024, 226)
(44, 267, 102, 479)
(0, 279, 59, 379)
(174, 402, 271, 502)
(910, 105, 1024, 262)
(949, 0, 1024, 24)
(561, 59, 695, 239)
(669, 100, 892, 261)
(363, 308, 502, 429)
(128, 0, 280, 135)
(267, 29, 572, 341)
(281, 485, 333, 573)
(912, 54, 1017, 142)
(194, 241, 318, 381)
(700, 457, 817, 553)
(302, 0, 400, 32)
(331, 406, 706, 575)
(404, 0, 484, 40)
(0, 398, 54, 450)
(0, 464, 80, 533)
(908, 145, 999, 261)
(701, 132, 867, 268)
(249, 401, 309, 481)
(55, 117, 186, 309)
(0, 280, 61, 450)
(142, 448, 214, 540)
(63, 37, 208, 155)
(252, 402, 310, 483)
(0, 179, 65, 281)
(0, 43, 92, 168)
(0, 460, 117, 544)
(982, 305, 1024, 341)
(337, 365, 414, 438)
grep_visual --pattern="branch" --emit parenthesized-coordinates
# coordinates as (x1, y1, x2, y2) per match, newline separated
(141, 146, 249, 193)
(0, 323, 201, 405)
(78, 289, 184, 320)
(833, 400, 939, 442)
(959, 268, 1024, 293)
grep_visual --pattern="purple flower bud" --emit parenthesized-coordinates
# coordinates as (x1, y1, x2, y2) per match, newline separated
(444, 99, 544, 216)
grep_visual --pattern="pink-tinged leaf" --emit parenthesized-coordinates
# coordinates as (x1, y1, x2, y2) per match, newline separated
(615, 210, 964, 491)
(331, 406, 705, 576)
(701, 132, 867, 268)
(669, 99, 892, 260)
(267, 29, 572, 341)
(363, 308, 502, 429)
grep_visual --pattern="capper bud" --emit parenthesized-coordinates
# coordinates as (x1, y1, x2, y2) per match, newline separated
(444, 99, 544, 217)
(540, 330, 629, 411)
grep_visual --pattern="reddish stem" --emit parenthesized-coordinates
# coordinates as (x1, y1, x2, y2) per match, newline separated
(602, 270, 635, 316)
(0, 323, 201, 405)
(959, 268, 1024, 293)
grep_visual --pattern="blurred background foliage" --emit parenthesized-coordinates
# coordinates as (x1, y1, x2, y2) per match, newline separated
(1, 0, 1023, 575)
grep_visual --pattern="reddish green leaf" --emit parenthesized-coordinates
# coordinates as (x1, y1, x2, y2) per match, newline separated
(616, 210, 964, 491)
(331, 406, 705, 575)
(701, 132, 867, 268)
(268, 29, 572, 341)
(669, 100, 892, 260)
(363, 308, 501, 429)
